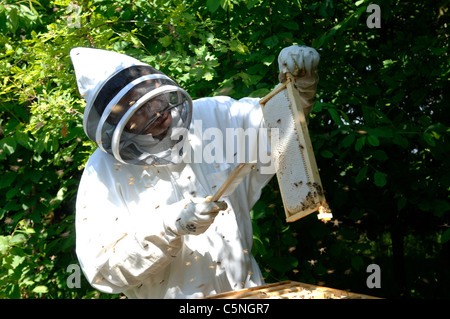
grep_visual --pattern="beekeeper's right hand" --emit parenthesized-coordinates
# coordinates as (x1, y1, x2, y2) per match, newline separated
(163, 198, 228, 236)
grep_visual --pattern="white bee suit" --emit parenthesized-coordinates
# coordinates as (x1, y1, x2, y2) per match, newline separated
(72, 45, 319, 299)
(76, 96, 273, 298)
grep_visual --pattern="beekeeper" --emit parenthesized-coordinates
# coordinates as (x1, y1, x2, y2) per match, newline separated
(72, 44, 319, 299)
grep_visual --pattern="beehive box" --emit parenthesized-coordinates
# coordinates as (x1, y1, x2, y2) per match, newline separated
(259, 74, 332, 223)
(205, 281, 379, 299)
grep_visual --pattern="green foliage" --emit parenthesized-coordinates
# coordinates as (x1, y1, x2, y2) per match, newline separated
(1, 0, 449, 299)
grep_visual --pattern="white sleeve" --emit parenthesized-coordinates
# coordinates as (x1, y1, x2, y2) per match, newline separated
(75, 150, 182, 294)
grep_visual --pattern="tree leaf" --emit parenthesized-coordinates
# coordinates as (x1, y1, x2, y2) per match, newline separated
(341, 133, 355, 148)
(355, 136, 366, 151)
(206, 0, 221, 12)
(374, 171, 387, 187)
(0, 136, 17, 155)
(351, 256, 364, 271)
(0, 236, 9, 255)
(321, 149, 333, 158)
(263, 35, 279, 49)
(355, 166, 368, 183)
(0, 172, 16, 189)
(442, 229, 450, 244)
(32, 285, 48, 294)
(327, 108, 344, 126)
(423, 132, 436, 147)
(367, 135, 380, 146)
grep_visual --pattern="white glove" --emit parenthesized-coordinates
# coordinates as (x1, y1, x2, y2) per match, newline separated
(163, 198, 228, 236)
(278, 45, 320, 117)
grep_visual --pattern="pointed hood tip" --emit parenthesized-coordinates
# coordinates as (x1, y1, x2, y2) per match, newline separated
(70, 47, 147, 105)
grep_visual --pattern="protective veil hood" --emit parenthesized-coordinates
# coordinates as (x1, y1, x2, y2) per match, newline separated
(70, 47, 192, 166)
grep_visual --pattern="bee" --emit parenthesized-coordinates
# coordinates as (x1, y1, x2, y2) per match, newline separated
(155, 205, 160, 209)
(197, 284, 204, 288)
(212, 185, 216, 189)
(277, 119, 281, 124)
(159, 279, 165, 284)
(312, 182, 324, 196)
(242, 249, 248, 254)
(129, 101, 136, 106)
(308, 260, 318, 266)
(185, 262, 191, 266)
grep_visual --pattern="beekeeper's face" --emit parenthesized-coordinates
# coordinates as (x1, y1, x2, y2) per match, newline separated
(109, 79, 174, 138)
(125, 96, 173, 137)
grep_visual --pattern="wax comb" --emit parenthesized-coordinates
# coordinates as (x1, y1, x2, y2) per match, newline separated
(259, 73, 332, 223)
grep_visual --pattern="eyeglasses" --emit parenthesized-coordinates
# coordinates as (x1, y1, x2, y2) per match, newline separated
(122, 100, 184, 144)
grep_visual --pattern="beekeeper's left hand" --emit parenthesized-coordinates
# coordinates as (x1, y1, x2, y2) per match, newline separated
(278, 45, 320, 117)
